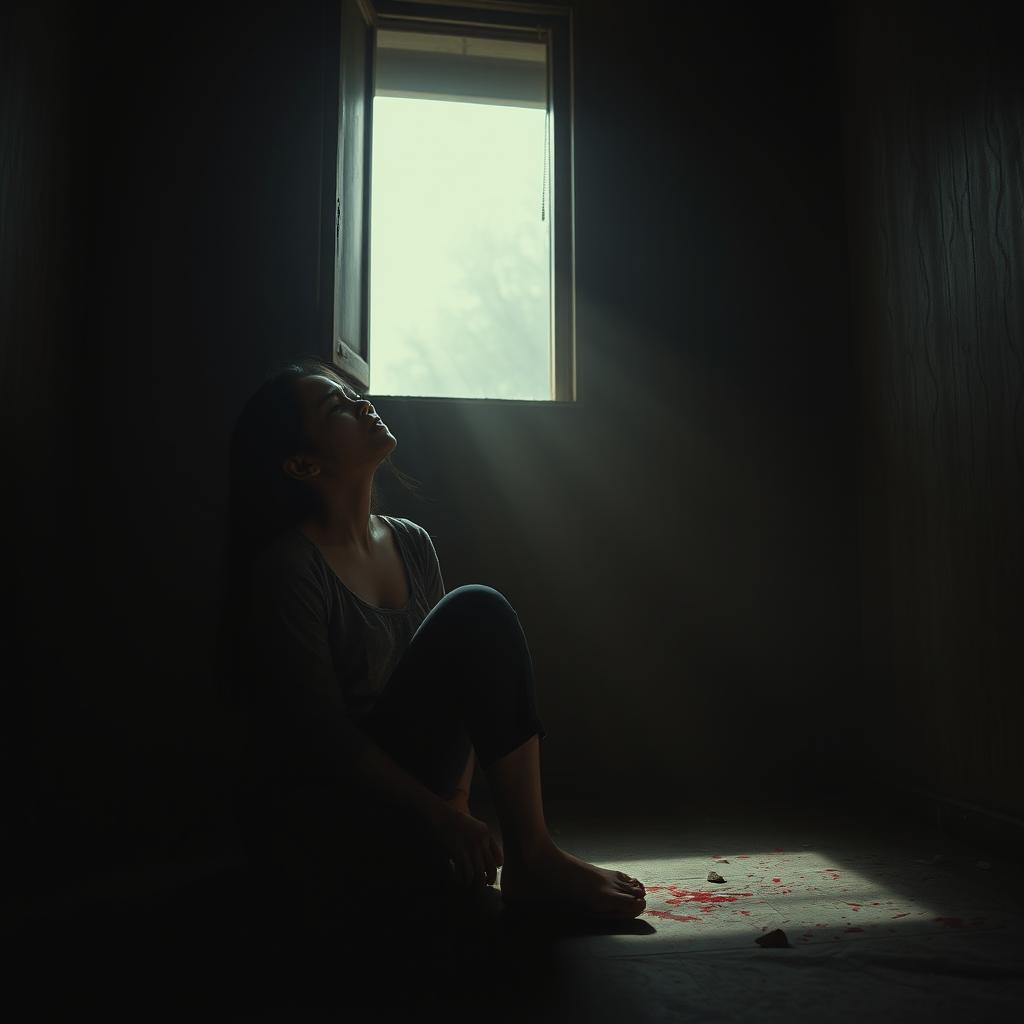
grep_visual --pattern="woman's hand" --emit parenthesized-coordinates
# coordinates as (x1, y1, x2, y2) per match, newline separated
(430, 802, 503, 889)
(442, 789, 471, 817)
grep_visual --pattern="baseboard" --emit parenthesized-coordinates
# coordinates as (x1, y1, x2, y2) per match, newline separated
(873, 782, 1024, 863)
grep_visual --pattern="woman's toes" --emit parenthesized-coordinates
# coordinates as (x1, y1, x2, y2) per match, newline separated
(613, 892, 646, 917)
(603, 890, 634, 910)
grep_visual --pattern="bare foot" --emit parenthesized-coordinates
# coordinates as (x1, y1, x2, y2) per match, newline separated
(499, 846, 647, 919)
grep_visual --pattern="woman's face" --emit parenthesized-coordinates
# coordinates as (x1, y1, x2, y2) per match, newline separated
(286, 373, 396, 482)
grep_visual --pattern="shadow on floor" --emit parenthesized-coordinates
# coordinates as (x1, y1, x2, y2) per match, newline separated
(13, 791, 1024, 1022)
(10, 859, 645, 1021)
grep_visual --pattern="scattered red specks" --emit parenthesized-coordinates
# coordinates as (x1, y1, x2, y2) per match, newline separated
(845, 927, 865, 933)
(815, 923, 827, 928)
(700, 907, 715, 913)
(891, 913, 909, 919)
(646, 910, 701, 923)
(646, 886, 665, 893)
(781, 889, 792, 895)
(739, 910, 751, 916)
(845, 903, 862, 910)
(934, 917, 965, 928)
(663, 886, 754, 905)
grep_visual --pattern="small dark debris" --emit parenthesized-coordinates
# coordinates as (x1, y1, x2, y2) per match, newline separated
(755, 929, 790, 948)
(707, 870, 725, 883)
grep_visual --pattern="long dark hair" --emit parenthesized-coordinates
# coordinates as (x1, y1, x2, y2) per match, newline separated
(214, 356, 423, 705)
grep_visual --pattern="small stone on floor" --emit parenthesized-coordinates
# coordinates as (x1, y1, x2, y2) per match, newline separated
(756, 928, 790, 948)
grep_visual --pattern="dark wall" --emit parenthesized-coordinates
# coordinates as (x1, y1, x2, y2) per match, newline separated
(838, 1, 1024, 820)
(3, 2, 92, 897)
(6, 0, 859, 898)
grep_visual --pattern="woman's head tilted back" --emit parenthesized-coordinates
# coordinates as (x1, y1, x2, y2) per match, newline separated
(215, 356, 417, 695)
(225, 357, 389, 556)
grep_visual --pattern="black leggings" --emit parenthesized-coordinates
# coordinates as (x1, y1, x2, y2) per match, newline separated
(238, 585, 546, 929)
(360, 583, 547, 791)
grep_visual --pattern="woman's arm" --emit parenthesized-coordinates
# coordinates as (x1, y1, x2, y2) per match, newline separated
(247, 546, 452, 831)
(420, 528, 446, 608)
(444, 744, 475, 814)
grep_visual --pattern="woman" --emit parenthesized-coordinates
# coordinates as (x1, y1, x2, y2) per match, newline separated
(218, 356, 647, 934)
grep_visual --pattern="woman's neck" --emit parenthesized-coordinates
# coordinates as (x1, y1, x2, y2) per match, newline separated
(300, 513, 380, 558)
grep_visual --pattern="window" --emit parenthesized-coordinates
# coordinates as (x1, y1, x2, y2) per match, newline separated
(319, 0, 576, 402)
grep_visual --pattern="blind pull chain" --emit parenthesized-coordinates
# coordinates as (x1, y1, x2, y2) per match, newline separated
(541, 28, 550, 222)
(542, 102, 551, 222)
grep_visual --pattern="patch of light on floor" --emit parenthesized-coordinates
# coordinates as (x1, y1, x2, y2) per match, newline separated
(583, 848, 994, 954)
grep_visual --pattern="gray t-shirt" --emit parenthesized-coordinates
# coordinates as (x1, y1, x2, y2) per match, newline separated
(238, 515, 446, 788)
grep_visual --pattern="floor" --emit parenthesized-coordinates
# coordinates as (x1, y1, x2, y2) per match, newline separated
(12, 791, 1024, 1022)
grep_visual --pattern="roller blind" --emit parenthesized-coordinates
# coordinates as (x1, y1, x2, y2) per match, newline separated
(375, 29, 548, 109)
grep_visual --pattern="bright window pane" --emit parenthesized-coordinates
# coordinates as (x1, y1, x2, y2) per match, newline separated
(369, 96, 551, 399)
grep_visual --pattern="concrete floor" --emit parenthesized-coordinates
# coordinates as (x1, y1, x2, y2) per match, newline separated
(12, 792, 1024, 1022)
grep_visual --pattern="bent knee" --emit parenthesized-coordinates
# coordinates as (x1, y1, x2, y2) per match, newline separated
(437, 584, 518, 624)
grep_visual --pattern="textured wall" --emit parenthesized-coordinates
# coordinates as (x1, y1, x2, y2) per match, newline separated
(838, 1, 1024, 817)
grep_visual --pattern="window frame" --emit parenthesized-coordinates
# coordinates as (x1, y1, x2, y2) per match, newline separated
(319, 0, 577, 404)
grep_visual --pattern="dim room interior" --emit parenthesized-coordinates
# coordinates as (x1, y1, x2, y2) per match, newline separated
(4, 0, 1023, 1019)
